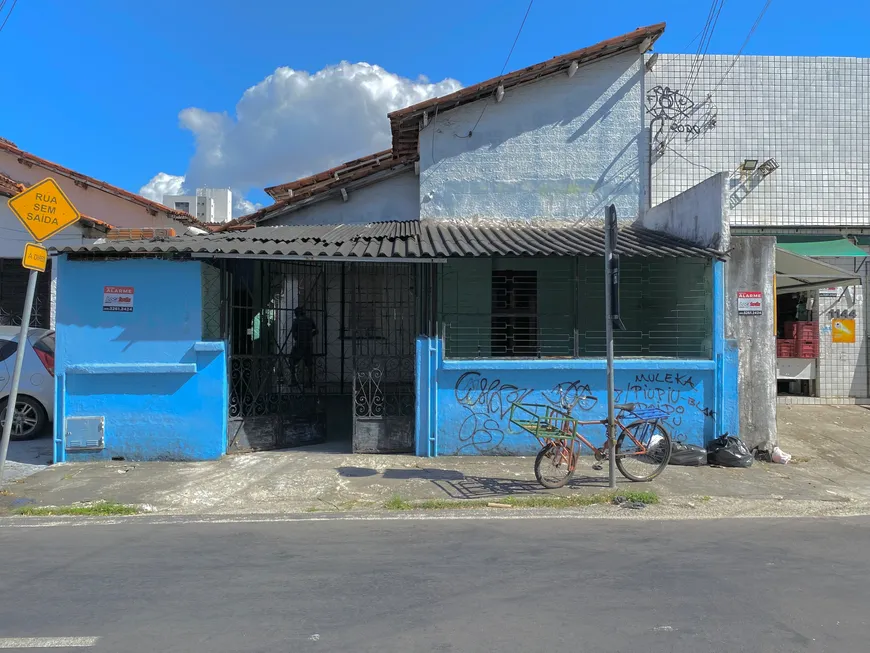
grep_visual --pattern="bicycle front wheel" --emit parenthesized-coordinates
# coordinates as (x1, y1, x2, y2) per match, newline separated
(615, 421, 671, 482)
(534, 441, 576, 489)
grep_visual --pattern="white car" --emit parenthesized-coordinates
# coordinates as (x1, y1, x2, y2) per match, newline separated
(0, 327, 55, 440)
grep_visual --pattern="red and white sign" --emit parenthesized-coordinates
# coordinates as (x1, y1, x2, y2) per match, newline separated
(103, 286, 134, 312)
(737, 291, 763, 316)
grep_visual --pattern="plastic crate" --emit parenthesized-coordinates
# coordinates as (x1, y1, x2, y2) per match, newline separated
(777, 339, 796, 357)
(784, 321, 818, 340)
(796, 322, 819, 341)
(797, 341, 819, 359)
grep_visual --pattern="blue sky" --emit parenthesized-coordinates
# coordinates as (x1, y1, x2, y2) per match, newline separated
(0, 0, 867, 213)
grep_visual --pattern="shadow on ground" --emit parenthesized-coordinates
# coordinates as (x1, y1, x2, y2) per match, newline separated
(338, 465, 618, 499)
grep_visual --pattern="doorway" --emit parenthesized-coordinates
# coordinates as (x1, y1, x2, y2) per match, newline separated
(217, 259, 416, 453)
(775, 290, 816, 397)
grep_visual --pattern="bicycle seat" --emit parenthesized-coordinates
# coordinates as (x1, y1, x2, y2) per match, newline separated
(614, 403, 636, 412)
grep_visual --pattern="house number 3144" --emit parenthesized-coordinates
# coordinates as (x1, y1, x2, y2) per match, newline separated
(829, 309, 857, 319)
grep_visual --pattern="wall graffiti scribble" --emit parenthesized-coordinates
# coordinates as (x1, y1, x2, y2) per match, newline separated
(454, 372, 532, 452)
(451, 370, 709, 453)
(645, 85, 717, 154)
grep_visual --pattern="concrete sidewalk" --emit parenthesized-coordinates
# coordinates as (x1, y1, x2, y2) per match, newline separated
(1, 405, 869, 518)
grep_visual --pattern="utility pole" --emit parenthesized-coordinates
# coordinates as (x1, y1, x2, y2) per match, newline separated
(603, 204, 624, 489)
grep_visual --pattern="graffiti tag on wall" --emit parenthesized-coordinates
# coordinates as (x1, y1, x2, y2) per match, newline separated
(645, 85, 717, 154)
(451, 370, 714, 453)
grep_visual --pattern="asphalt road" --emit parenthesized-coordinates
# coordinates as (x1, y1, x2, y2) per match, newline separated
(0, 514, 868, 652)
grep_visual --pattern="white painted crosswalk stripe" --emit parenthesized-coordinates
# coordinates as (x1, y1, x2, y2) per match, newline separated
(0, 637, 99, 648)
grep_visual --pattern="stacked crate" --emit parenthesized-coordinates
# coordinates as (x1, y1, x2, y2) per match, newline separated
(784, 321, 819, 358)
(776, 339, 795, 358)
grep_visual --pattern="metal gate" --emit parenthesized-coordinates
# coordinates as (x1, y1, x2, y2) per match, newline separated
(220, 259, 416, 453)
(350, 263, 416, 453)
(223, 260, 348, 451)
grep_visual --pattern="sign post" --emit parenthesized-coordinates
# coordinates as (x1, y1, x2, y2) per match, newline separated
(0, 178, 80, 482)
(603, 204, 624, 490)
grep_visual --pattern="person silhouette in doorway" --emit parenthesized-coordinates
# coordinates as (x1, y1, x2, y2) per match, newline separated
(290, 306, 317, 388)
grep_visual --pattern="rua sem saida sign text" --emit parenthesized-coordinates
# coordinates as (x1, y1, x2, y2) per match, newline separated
(7, 177, 81, 241)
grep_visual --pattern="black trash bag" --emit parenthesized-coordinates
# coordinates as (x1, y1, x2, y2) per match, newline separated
(707, 434, 753, 468)
(669, 441, 707, 466)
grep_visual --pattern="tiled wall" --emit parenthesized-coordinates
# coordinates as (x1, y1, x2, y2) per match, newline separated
(647, 55, 870, 226)
(815, 255, 869, 399)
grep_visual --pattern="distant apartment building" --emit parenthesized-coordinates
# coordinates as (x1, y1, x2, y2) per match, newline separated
(164, 188, 233, 223)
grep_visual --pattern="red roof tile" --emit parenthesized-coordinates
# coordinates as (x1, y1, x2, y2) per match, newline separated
(222, 150, 416, 230)
(0, 171, 24, 198)
(388, 23, 665, 157)
(265, 149, 398, 201)
(0, 139, 207, 228)
(2, 171, 113, 233)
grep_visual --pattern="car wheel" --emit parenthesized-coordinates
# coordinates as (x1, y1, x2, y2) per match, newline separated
(0, 396, 48, 441)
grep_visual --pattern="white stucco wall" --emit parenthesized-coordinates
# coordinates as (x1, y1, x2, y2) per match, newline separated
(261, 171, 420, 227)
(418, 51, 645, 222)
(647, 55, 870, 227)
(0, 150, 188, 231)
(641, 171, 729, 250)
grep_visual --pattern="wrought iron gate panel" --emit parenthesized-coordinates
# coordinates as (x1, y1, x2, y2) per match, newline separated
(225, 260, 349, 451)
(351, 263, 416, 453)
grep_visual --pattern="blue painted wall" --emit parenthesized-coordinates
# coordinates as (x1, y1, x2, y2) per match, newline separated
(414, 256, 738, 456)
(54, 256, 227, 462)
(433, 358, 716, 455)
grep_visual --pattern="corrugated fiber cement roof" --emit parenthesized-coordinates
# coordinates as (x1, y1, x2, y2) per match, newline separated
(57, 220, 721, 259)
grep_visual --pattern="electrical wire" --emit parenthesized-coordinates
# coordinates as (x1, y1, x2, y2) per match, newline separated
(0, 0, 19, 34)
(461, 0, 534, 138)
(671, 148, 717, 174)
(685, 0, 727, 101)
(659, 0, 722, 158)
(708, 0, 774, 97)
(683, 0, 719, 95)
(653, 0, 775, 182)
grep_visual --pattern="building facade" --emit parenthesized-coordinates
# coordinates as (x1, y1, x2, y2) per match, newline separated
(647, 54, 870, 405)
(51, 24, 753, 462)
(0, 139, 205, 329)
(164, 188, 233, 224)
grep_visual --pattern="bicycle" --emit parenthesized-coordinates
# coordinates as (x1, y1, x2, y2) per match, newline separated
(508, 397, 672, 488)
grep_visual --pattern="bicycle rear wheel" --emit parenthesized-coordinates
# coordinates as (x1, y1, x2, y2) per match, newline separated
(615, 421, 671, 482)
(534, 441, 576, 489)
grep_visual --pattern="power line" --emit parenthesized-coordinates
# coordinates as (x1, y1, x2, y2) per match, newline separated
(652, 0, 774, 183)
(685, 0, 727, 100)
(663, 0, 724, 157)
(683, 0, 719, 94)
(0, 0, 19, 34)
(499, 0, 534, 77)
(709, 0, 774, 96)
(462, 0, 535, 137)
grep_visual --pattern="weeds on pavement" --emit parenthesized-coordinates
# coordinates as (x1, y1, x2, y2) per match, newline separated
(13, 501, 139, 517)
(383, 490, 659, 511)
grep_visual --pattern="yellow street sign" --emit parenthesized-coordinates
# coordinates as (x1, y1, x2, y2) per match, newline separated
(22, 242, 48, 272)
(7, 177, 81, 242)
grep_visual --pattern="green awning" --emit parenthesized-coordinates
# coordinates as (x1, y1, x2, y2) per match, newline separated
(776, 236, 867, 257)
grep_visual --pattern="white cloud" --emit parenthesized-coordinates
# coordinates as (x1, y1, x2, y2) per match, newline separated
(234, 196, 263, 216)
(139, 172, 185, 203)
(141, 62, 461, 217)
